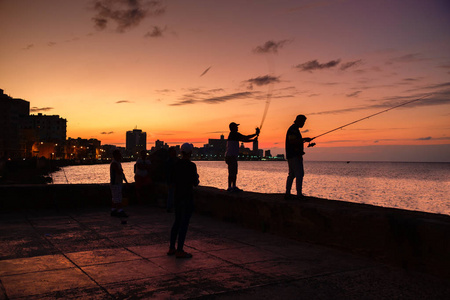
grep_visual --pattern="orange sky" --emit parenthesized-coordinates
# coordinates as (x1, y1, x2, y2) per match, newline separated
(1, 0, 449, 161)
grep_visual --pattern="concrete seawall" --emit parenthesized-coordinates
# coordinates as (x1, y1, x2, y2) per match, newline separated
(1, 183, 449, 278)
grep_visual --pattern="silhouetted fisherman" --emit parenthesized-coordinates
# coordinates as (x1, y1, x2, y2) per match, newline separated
(110, 149, 128, 217)
(225, 122, 260, 192)
(168, 143, 199, 259)
(285, 115, 311, 200)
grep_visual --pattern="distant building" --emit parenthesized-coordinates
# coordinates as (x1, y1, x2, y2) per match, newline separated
(0, 89, 30, 158)
(23, 113, 67, 159)
(204, 134, 227, 158)
(265, 150, 272, 158)
(66, 138, 101, 160)
(126, 129, 146, 157)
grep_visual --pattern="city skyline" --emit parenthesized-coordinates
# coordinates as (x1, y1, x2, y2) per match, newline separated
(1, 0, 449, 162)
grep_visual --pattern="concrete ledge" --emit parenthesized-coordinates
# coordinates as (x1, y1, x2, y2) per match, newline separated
(0, 184, 449, 278)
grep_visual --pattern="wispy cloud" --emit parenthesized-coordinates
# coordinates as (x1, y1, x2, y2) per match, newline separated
(200, 66, 211, 77)
(100, 131, 114, 134)
(386, 53, 427, 65)
(346, 91, 361, 98)
(294, 58, 363, 72)
(253, 40, 291, 54)
(144, 25, 166, 37)
(30, 107, 54, 113)
(115, 100, 132, 104)
(309, 91, 450, 115)
(170, 90, 254, 106)
(340, 59, 362, 70)
(22, 44, 34, 50)
(245, 75, 280, 89)
(294, 59, 341, 72)
(92, 0, 166, 32)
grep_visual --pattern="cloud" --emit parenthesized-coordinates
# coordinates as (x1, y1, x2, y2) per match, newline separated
(200, 66, 211, 77)
(101, 131, 115, 134)
(30, 107, 54, 113)
(253, 40, 291, 54)
(47, 42, 57, 47)
(416, 136, 432, 140)
(294, 59, 341, 72)
(386, 53, 427, 65)
(309, 91, 450, 115)
(92, 0, 166, 32)
(115, 100, 132, 103)
(346, 91, 361, 98)
(245, 75, 280, 89)
(23, 44, 34, 50)
(144, 25, 166, 37)
(170, 91, 254, 106)
(340, 59, 362, 70)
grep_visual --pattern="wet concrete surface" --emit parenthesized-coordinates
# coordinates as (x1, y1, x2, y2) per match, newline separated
(0, 205, 449, 299)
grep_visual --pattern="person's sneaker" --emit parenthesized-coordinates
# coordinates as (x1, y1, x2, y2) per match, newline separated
(233, 187, 243, 192)
(116, 210, 129, 218)
(167, 248, 176, 256)
(284, 193, 293, 200)
(226, 187, 234, 192)
(110, 210, 119, 217)
(175, 251, 193, 259)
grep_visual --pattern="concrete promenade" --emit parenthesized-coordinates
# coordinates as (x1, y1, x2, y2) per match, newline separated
(1, 205, 449, 299)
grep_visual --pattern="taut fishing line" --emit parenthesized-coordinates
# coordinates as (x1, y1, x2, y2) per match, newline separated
(259, 55, 276, 132)
(307, 93, 433, 147)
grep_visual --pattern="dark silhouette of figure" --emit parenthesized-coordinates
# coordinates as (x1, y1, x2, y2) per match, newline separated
(285, 115, 311, 199)
(225, 122, 260, 192)
(168, 143, 199, 258)
(165, 146, 179, 213)
(134, 150, 152, 203)
(110, 149, 128, 217)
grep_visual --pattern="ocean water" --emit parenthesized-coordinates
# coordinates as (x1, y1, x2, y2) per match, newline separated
(51, 161, 450, 216)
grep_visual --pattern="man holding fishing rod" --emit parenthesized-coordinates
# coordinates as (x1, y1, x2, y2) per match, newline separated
(225, 122, 260, 192)
(285, 114, 312, 200)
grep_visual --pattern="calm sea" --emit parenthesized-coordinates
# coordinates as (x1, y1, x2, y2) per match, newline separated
(51, 161, 450, 216)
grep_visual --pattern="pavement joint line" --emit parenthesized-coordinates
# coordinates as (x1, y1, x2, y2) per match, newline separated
(24, 214, 115, 299)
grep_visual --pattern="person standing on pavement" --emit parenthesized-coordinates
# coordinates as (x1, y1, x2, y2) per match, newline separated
(110, 149, 128, 217)
(167, 143, 199, 258)
(285, 115, 312, 200)
(225, 122, 259, 192)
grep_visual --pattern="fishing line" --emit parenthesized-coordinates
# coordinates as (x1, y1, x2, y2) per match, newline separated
(308, 93, 433, 146)
(259, 55, 276, 131)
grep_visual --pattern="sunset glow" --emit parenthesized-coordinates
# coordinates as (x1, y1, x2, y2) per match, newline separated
(1, 0, 449, 161)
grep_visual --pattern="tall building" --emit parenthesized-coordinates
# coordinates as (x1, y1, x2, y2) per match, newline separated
(0, 89, 30, 158)
(126, 129, 146, 156)
(206, 134, 227, 158)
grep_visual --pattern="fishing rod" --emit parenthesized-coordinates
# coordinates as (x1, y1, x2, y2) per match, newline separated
(307, 93, 432, 147)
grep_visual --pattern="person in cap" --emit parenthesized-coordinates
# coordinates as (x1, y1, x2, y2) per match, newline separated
(168, 143, 199, 258)
(285, 115, 312, 199)
(225, 122, 260, 192)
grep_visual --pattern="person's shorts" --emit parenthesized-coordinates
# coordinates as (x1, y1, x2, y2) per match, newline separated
(110, 184, 123, 204)
(225, 156, 238, 176)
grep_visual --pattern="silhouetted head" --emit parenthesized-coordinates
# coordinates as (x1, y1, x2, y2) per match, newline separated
(229, 122, 239, 132)
(294, 115, 307, 128)
(181, 143, 193, 158)
(112, 149, 122, 161)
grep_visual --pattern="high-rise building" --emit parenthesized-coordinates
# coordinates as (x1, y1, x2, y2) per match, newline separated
(126, 129, 146, 156)
(0, 89, 30, 158)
